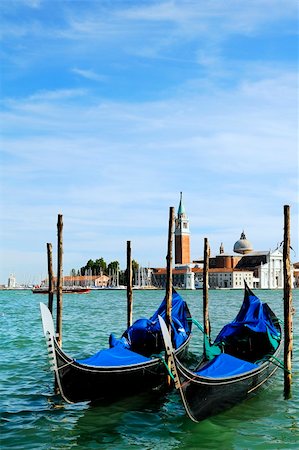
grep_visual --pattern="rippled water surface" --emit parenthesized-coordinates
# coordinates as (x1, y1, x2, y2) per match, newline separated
(1, 289, 298, 449)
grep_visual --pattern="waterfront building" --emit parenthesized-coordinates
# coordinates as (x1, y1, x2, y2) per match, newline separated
(64, 275, 110, 288)
(209, 239, 286, 289)
(152, 266, 197, 289)
(235, 249, 284, 289)
(41, 275, 110, 288)
(8, 274, 16, 288)
(152, 265, 254, 289)
(152, 194, 293, 289)
(208, 269, 254, 289)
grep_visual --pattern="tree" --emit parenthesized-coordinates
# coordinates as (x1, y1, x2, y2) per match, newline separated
(78, 257, 140, 283)
(80, 259, 95, 276)
(80, 257, 107, 276)
(107, 261, 119, 273)
(122, 259, 139, 286)
(132, 259, 139, 273)
(95, 258, 107, 275)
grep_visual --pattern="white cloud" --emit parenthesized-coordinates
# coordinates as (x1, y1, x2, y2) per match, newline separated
(72, 68, 106, 82)
(2, 70, 296, 180)
(118, 0, 297, 32)
(23, 0, 42, 7)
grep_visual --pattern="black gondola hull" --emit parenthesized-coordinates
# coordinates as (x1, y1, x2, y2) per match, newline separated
(176, 339, 283, 422)
(54, 335, 191, 404)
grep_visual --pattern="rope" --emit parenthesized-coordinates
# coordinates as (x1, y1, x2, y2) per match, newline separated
(187, 317, 223, 359)
(187, 317, 204, 333)
(159, 356, 175, 381)
(152, 353, 176, 381)
(255, 354, 291, 374)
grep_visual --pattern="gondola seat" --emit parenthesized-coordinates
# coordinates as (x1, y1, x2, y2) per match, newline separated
(195, 353, 258, 378)
(76, 346, 151, 367)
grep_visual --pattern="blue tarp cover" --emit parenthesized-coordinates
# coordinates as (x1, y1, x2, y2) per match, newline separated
(76, 290, 190, 366)
(214, 289, 280, 345)
(150, 290, 190, 334)
(147, 290, 191, 348)
(110, 290, 190, 355)
(195, 353, 258, 378)
(76, 346, 151, 367)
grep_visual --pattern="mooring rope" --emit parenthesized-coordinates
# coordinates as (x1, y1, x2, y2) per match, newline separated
(255, 354, 291, 374)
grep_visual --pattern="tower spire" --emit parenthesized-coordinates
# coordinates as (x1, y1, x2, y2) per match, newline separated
(175, 192, 190, 265)
(178, 191, 186, 216)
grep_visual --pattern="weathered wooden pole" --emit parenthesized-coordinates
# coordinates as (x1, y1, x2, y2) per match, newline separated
(283, 205, 293, 399)
(127, 240, 133, 328)
(47, 243, 54, 314)
(56, 214, 63, 348)
(165, 206, 175, 387)
(166, 207, 175, 335)
(203, 237, 210, 356)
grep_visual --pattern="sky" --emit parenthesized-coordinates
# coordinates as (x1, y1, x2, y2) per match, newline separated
(0, 0, 298, 285)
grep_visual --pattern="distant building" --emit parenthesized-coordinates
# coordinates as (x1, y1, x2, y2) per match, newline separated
(64, 275, 110, 288)
(152, 264, 255, 290)
(8, 274, 16, 288)
(152, 194, 295, 289)
(153, 265, 199, 289)
(208, 269, 254, 289)
(235, 249, 284, 289)
(41, 275, 110, 288)
(208, 240, 286, 289)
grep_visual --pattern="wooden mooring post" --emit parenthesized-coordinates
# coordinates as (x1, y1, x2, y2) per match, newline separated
(283, 205, 293, 399)
(127, 240, 133, 328)
(166, 207, 174, 335)
(203, 237, 210, 356)
(47, 243, 54, 314)
(165, 207, 174, 387)
(56, 214, 63, 348)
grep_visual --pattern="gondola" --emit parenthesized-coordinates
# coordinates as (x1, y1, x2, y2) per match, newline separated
(159, 283, 283, 422)
(33, 286, 90, 294)
(40, 290, 192, 404)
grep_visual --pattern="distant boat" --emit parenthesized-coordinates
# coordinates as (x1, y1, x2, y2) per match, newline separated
(133, 266, 157, 289)
(32, 286, 90, 294)
(194, 278, 203, 289)
(104, 285, 126, 290)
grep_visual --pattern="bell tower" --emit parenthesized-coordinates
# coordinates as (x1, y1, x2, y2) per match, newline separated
(175, 192, 191, 265)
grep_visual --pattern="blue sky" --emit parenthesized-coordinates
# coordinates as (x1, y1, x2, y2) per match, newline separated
(0, 0, 298, 285)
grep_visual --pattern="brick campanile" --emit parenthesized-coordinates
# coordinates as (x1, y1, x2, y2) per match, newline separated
(175, 192, 191, 264)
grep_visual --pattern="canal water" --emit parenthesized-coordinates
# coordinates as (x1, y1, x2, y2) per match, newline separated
(1, 288, 298, 449)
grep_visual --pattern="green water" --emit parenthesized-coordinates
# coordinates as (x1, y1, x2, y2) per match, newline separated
(1, 289, 298, 449)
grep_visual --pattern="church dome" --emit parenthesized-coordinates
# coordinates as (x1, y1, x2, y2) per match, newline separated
(233, 231, 253, 254)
